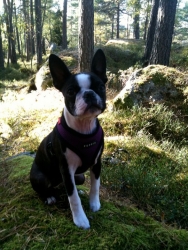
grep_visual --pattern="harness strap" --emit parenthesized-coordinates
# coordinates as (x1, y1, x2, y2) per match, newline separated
(56, 116, 104, 167)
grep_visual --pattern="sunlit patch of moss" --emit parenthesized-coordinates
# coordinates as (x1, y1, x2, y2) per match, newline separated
(7, 156, 33, 180)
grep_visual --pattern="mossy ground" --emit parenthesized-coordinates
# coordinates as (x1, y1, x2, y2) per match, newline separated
(1, 156, 188, 250)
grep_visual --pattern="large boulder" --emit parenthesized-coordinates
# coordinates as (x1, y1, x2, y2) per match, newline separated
(113, 65, 187, 109)
(28, 52, 77, 92)
(35, 63, 53, 91)
(28, 60, 53, 92)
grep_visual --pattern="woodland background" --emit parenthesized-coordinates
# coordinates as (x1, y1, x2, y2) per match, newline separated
(0, 0, 188, 70)
(1, 0, 188, 249)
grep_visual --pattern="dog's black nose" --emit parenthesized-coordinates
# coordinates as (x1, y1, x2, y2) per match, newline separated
(83, 90, 96, 103)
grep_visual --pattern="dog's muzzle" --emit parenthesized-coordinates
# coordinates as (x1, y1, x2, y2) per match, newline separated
(83, 91, 103, 111)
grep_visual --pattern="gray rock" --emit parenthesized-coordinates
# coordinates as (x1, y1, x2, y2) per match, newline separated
(35, 63, 53, 91)
(113, 65, 181, 109)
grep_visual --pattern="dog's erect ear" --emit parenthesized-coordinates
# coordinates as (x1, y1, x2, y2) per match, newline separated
(49, 54, 72, 91)
(91, 49, 108, 84)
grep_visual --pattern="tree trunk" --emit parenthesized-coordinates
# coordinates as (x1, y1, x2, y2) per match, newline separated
(143, 0, 151, 40)
(0, 27, 4, 69)
(23, 0, 31, 61)
(14, 4, 21, 55)
(143, 0, 159, 64)
(116, 3, 120, 39)
(30, 0, 35, 55)
(126, 15, 130, 38)
(111, 15, 114, 39)
(9, 0, 17, 63)
(133, 14, 140, 39)
(143, 14, 148, 40)
(3, 0, 10, 65)
(35, 0, 42, 67)
(41, 0, 47, 30)
(42, 37, 46, 55)
(149, 0, 177, 65)
(133, 0, 141, 39)
(4, 0, 17, 64)
(62, 0, 67, 49)
(78, 0, 94, 72)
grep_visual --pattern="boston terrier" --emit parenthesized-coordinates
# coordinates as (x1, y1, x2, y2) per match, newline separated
(30, 49, 107, 229)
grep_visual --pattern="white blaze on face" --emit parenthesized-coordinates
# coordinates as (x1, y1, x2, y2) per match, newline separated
(75, 74, 91, 116)
(76, 74, 91, 89)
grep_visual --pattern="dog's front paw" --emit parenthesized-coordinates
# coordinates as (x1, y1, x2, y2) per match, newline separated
(73, 211, 90, 229)
(90, 197, 101, 212)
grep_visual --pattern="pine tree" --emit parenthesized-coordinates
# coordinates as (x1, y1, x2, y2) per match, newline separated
(149, 0, 178, 65)
(78, 0, 94, 72)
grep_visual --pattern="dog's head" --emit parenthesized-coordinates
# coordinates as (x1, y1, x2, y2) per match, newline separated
(49, 49, 107, 118)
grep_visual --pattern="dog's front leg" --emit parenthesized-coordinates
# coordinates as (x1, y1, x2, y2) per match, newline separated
(89, 162, 101, 212)
(68, 172, 90, 229)
(63, 149, 90, 229)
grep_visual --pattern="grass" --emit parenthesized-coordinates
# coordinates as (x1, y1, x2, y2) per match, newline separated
(101, 104, 188, 144)
(100, 104, 188, 229)
(101, 134, 188, 229)
(1, 156, 188, 249)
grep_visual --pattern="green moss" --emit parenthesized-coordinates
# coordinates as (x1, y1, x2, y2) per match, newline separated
(140, 65, 186, 87)
(114, 95, 134, 109)
(7, 155, 33, 179)
(1, 155, 188, 249)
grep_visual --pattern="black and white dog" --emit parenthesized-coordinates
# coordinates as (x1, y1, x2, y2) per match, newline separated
(30, 49, 107, 229)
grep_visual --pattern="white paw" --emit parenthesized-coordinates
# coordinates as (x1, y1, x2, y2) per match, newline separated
(73, 210, 90, 229)
(90, 198, 101, 212)
(45, 196, 56, 205)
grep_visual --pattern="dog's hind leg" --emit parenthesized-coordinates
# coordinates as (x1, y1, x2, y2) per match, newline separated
(30, 162, 56, 205)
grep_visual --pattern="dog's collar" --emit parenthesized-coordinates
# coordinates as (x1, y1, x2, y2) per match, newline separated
(55, 115, 104, 168)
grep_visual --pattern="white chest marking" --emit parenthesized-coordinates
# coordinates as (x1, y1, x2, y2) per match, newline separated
(65, 148, 82, 172)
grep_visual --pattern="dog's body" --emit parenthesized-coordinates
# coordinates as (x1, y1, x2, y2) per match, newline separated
(30, 49, 107, 229)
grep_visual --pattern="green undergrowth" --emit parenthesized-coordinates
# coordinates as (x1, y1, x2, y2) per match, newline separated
(102, 134, 188, 229)
(0, 56, 38, 84)
(101, 103, 188, 144)
(1, 156, 188, 249)
(101, 40, 144, 73)
(170, 43, 188, 70)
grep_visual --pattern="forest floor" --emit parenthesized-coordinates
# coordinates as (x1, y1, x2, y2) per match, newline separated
(1, 55, 188, 249)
